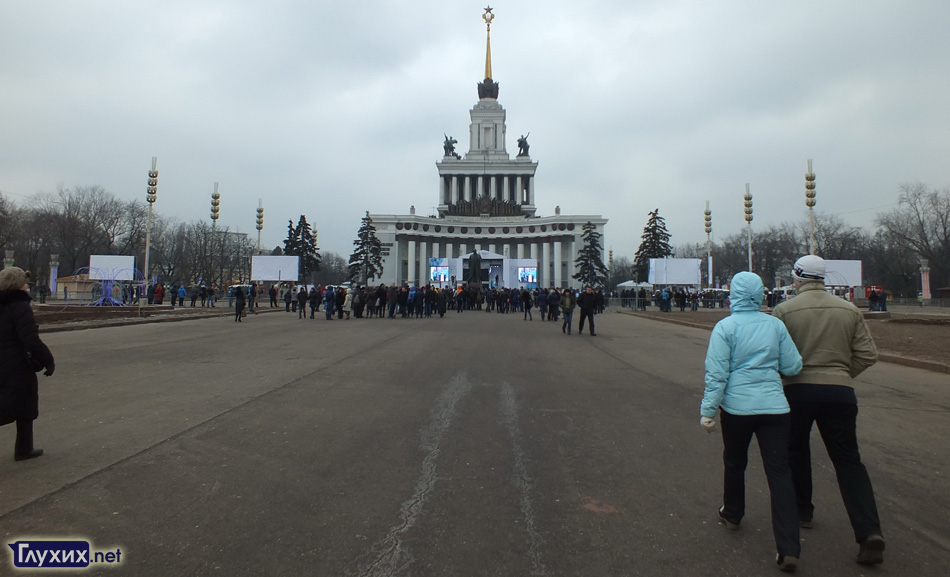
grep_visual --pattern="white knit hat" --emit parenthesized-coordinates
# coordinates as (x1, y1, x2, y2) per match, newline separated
(792, 255, 826, 282)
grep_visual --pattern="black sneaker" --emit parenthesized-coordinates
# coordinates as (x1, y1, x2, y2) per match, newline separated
(718, 506, 740, 530)
(857, 534, 885, 565)
(776, 554, 798, 573)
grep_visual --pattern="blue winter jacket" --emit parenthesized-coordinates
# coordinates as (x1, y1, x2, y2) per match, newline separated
(701, 272, 802, 417)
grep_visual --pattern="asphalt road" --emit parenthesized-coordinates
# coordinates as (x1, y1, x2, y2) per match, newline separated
(1, 308, 948, 576)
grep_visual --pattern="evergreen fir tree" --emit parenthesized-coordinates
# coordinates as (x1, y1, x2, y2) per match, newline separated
(572, 221, 609, 288)
(348, 212, 384, 285)
(633, 208, 673, 281)
(282, 215, 321, 282)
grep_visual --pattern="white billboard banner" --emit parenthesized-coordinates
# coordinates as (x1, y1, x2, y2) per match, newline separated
(648, 258, 702, 286)
(251, 255, 300, 281)
(824, 260, 863, 287)
(88, 255, 136, 281)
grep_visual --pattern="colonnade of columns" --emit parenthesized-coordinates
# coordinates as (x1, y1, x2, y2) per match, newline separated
(392, 235, 577, 289)
(440, 175, 535, 206)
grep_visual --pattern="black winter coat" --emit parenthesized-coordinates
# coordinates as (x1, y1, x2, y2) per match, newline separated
(0, 290, 54, 425)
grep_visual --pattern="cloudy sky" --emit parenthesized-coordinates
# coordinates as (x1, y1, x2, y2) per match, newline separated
(2, 1, 948, 259)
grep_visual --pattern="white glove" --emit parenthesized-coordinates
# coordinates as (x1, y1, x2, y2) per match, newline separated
(700, 416, 717, 432)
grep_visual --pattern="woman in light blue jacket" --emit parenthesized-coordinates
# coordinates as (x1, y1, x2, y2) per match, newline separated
(700, 271, 803, 572)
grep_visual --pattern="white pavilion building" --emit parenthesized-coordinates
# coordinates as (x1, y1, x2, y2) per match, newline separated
(369, 9, 607, 289)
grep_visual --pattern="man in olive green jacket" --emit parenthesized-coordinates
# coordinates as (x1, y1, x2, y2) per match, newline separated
(773, 255, 884, 566)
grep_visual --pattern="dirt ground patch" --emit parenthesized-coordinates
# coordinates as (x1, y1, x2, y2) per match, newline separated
(630, 309, 949, 368)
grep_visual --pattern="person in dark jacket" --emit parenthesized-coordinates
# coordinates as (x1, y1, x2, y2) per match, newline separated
(576, 286, 597, 336)
(297, 285, 309, 319)
(234, 286, 245, 322)
(0, 267, 55, 461)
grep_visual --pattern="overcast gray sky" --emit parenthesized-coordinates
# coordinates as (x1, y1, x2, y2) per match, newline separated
(2, 1, 948, 259)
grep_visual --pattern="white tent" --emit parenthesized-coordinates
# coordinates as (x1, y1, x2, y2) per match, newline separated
(616, 280, 638, 288)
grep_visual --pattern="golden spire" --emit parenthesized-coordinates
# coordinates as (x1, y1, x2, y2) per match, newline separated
(483, 6, 494, 79)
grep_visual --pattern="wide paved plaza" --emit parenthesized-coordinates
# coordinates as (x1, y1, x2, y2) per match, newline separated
(2, 309, 948, 576)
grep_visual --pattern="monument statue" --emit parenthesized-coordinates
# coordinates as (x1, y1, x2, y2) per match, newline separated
(517, 133, 530, 156)
(466, 250, 482, 285)
(443, 134, 460, 159)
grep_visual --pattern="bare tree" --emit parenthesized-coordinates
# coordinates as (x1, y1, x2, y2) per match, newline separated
(0, 192, 19, 250)
(606, 256, 635, 288)
(876, 183, 950, 291)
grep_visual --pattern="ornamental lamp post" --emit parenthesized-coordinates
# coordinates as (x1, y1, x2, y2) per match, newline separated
(744, 184, 753, 272)
(704, 201, 713, 287)
(255, 200, 264, 253)
(210, 183, 221, 285)
(141, 157, 158, 314)
(805, 159, 817, 255)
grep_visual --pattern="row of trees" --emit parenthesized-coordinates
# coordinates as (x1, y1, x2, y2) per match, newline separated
(0, 186, 359, 289)
(0, 186, 257, 287)
(618, 183, 949, 298)
(3, 182, 945, 296)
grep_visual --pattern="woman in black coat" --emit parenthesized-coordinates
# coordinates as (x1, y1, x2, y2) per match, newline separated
(0, 267, 55, 461)
(233, 286, 246, 322)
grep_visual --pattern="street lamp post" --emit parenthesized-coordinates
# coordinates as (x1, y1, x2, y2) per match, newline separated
(744, 184, 753, 272)
(141, 157, 158, 315)
(210, 182, 221, 286)
(805, 159, 817, 255)
(256, 200, 264, 253)
(704, 201, 713, 287)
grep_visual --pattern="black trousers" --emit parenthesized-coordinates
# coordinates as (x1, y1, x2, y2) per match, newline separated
(788, 400, 882, 543)
(720, 410, 800, 557)
(578, 309, 595, 334)
(16, 418, 34, 455)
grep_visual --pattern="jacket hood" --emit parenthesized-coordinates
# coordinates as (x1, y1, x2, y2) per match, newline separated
(729, 272, 764, 312)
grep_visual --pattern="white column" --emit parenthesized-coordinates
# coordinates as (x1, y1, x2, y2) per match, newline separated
(554, 239, 563, 288)
(516, 176, 524, 204)
(451, 177, 459, 204)
(432, 241, 440, 260)
(528, 177, 535, 206)
(463, 177, 471, 203)
(542, 241, 551, 288)
(489, 176, 497, 200)
(477, 176, 484, 199)
(418, 240, 428, 287)
(502, 177, 509, 202)
(459, 242, 467, 256)
(517, 242, 525, 260)
(439, 177, 446, 205)
(530, 242, 539, 267)
(407, 239, 416, 287)
(391, 235, 402, 285)
(568, 236, 578, 286)
(446, 242, 454, 259)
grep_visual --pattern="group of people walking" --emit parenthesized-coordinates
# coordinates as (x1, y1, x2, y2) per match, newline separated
(700, 255, 884, 572)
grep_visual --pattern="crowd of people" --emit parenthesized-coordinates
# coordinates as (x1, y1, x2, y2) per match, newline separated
(225, 282, 609, 335)
(616, 287, 795, 312)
